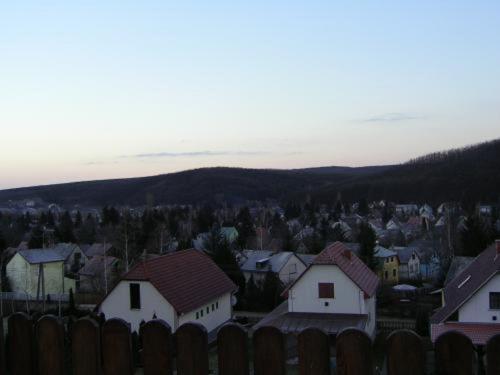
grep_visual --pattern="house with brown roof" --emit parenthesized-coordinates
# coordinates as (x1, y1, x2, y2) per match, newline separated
(98, 249, 237, 334)
(430, 240, 500, 345)
(254, 242, 380, 337)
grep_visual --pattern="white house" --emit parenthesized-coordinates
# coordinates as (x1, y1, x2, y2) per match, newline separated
(98, 249, 237, 334)
(255, 242, 380, 338)
(430, 240, 500, 345)
(238, 250, 307, 285)
(393, 246, 421, 281)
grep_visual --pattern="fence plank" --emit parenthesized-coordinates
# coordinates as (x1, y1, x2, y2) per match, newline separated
(0, 315, 5, 375)
(486, 334, 500, 375)
(336, 328, 373, 375)
(175, 322, 209, 375)
(435, 331, 474, 375)
(8, 312, 35, 375)
(217, 323, 249, 375)
(102, 318, 134, 375)
(36, 315, 65, 375)
(298, 328, 330, 375)
(72, 318, 102, 375)
(141, 319, 173, 375)
(386, 330, 424, 375)
(253, 326, 286, 375)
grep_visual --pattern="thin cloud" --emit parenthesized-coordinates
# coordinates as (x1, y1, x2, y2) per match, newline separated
(123, 150, 269, 159)
(362, 113, 425, 123)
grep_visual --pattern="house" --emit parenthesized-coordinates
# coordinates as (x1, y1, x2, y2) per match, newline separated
(77, 255, 121, 294)
(430, 240, 500, 345)
(394, 246, 421, 281)
(6, 249, 76, 297)
(238, 250, 307, 285)
(395, 204, 419, 216)
(98, 249, 237, 334)
(375, 246, 400, 284)
(255, 242, 379, 337)
(193, 227, 239, 251)
(52, 243, 88, 274)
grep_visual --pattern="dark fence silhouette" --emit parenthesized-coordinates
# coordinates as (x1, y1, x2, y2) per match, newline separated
(2, 312, 500, 374)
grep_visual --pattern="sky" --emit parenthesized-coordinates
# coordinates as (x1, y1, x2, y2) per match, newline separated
(1, 1, 500, 189)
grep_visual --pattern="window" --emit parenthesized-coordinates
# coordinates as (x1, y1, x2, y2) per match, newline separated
(384, 271, 388, 280)
(129, 283, 141, 309)
(212, 304, 215, 311)
(196, 312, 199, 319)
(216, 301, 219, 309)
(206, 307, 209, 314)
(490, 292, 500, 310)
(318, 283, 334, 298)
(201, 309, 204, 317)
(393, 269, 396, 277)
(289, 264, 297, 274)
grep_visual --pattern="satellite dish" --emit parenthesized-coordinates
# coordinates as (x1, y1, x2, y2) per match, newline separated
(231, 295, 238, 306)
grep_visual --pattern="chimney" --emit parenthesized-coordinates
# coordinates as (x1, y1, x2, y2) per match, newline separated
(343, 250, 352, 260)
(496, 240, 500, 254)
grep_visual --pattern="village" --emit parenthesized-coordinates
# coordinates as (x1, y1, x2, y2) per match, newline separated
(0, 198, 499, 373)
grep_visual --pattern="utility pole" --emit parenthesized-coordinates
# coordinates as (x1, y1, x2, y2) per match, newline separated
(103, 238, 108, 295)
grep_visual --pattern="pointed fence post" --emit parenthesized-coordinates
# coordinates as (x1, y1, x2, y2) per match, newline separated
(102, 318, 134, 375)
(72, 317, 102, 375)
(141, 319, 173, 375)
(486, 334, 500, 375)
(336, 328, 373, 375)
(253, 326, 286, 375)
(8, 312, 34, 375)
(217, 323, 249, 375)
(36, 315, 65, 375)
(435, 331, 474, 375)
(386, 330, 424, 375)
(298, 328, 331, 375)
(175, 323, 209, 375)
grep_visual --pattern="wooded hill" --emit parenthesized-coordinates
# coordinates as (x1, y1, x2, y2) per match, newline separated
(1, 139, 499, 206)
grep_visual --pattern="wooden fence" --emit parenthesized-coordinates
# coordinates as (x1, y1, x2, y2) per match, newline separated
(2, 312, 500, 374)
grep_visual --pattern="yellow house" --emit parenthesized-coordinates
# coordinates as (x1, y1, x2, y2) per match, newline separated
(375, 245, 400, 284)
(6, 249, 76, 297)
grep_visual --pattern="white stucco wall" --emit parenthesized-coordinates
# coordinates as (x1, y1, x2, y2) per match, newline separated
(278, 255, 307, 285)
(288, 264, 366, 315)
(99, 281, 233, 333)
(6, 254, 68, 296)
(99, 281, 177, 332)
(178, 292, 233, 333)
(458, 274, 500, 323)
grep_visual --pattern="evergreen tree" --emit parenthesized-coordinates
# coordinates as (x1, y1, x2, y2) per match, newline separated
(459, 215, 490, 256)
(358, 222, 377, 270)
(56, 211, 76, 243)
(358, 198, 369, 216)
(236, 207, 254, 249)
(244, 274, 262, 310)
(74, 211, 83, 228)
(28, 226, 44, 248)
(205, 228, 246, 299)
(261, 270, 284, 311)
(331, 224, 347, 242)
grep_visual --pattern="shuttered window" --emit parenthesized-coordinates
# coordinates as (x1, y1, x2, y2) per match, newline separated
(318, 283, 334, 299)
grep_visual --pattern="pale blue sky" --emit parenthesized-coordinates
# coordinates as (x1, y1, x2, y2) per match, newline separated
(1, 1, 499, 189)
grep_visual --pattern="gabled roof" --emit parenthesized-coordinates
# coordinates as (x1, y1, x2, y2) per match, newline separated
(285, 242, 379, 298)
(394, 246, 420, 264)
(444, 256, 474, 286)
(53, 243, 82, 260)
(78, 255, 119, 277)
(239, 250, 304, 273)
(120, 249, 237, 314)
(431, 242, 500, 324)
(17, 249, 66, 264)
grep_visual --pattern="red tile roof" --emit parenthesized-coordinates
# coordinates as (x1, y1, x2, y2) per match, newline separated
(283, 242, 379, 298)
(431, 322, 500, 345)
(313, 242, 380, 297)
(122, 249, 237, 314)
